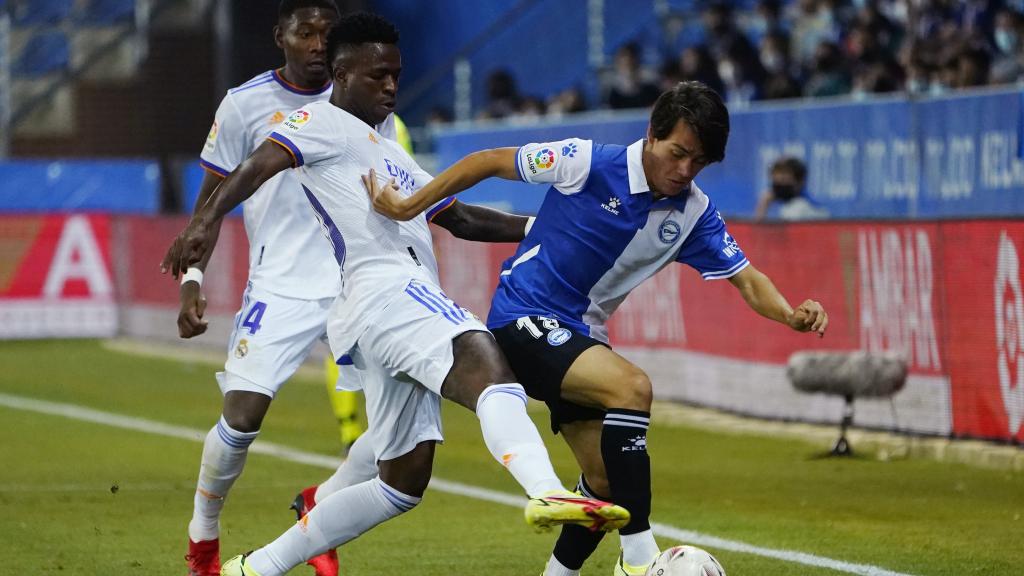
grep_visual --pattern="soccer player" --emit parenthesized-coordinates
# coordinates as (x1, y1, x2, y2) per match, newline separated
(174, 2, 355, 575)
(162, 13, 630, 576)
(365, 80, 829, 576)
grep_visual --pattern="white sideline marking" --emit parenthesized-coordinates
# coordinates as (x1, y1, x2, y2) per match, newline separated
(0, 392, 918, 576)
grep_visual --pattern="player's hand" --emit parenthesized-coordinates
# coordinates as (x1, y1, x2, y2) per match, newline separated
(160, 219, 212, 279)
(363, 168, 409, 220)
(177, 280, 209, 338)
(788, 299, 828, 337)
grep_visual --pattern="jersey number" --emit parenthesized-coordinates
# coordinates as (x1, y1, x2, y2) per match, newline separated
(242, 301, 267, 335)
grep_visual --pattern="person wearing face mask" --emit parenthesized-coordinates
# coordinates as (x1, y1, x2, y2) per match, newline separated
(991, 8, 1024, 84)
(754, 156, 830, 222)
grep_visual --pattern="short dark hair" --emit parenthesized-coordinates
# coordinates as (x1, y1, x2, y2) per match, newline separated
(649, 81, 730, 163)
(278, 0, 339, 23)
(326, 12, 399, 61)
(771, 156, 807, 182)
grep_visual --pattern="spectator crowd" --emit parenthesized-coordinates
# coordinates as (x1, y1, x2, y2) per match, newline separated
(459, 0, 1024, 123)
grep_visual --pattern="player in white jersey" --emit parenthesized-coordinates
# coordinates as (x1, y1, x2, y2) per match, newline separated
(168, 2, 373, 575)
(163, 13, 630, 576)
(366, 81, 829, 576)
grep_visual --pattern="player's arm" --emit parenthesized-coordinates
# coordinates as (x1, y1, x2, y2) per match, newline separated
(175, 169, 224, 338)
(728, 265, 828, 336)
(430, 200, 532, 243)
(162, 141, 294, 280)
(364, 148, 519, 221)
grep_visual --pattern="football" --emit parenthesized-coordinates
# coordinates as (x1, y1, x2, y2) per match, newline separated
(645, 545, 726, 576)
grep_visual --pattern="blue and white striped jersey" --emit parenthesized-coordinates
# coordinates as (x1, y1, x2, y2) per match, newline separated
(487, 138, 749, 343)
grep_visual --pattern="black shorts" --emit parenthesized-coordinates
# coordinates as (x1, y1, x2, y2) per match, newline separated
(491, 315, 607, 433)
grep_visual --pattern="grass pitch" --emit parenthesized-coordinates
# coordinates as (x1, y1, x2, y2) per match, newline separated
(0, 339, 1021, 575)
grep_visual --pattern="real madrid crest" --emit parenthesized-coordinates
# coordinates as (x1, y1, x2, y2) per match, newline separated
(235, 338, 249, 359)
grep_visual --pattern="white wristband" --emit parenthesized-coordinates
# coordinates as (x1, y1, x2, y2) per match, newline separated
(181, 267, 204, 286)
(525, 216, 536, 235)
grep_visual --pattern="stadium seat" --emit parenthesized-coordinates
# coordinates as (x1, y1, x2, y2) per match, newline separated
(11, 0, 73, 25)
(12, 30, 69, 76)
(76, 0, 135, 25)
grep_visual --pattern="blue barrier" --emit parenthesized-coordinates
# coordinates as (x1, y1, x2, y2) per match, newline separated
(435, 87, 1024, 218)
(181, 163, 242, 218)
(0, 159, 160, 214)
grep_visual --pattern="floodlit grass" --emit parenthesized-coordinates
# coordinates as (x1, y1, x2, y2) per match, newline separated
(0, 340, 1021, 575)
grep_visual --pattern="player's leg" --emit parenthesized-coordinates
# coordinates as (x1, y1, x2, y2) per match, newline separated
(561, 347, 658, 571)
(187, 289, 330, 575)
(236, 349, 442, 576)
(238, 441, 434, 576)
(542, 420, 610, 576)
(360, 280, 626, 530)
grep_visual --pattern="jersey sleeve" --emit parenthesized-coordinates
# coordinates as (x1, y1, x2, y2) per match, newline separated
(266, 106, 345, 168)
(515, 138, 592, 194)
(676, 203, 750, 280)
(199, 94, 247, 177)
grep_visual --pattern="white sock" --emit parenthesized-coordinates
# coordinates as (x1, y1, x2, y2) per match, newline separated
(314, 432, 378, 502)
(476, 383, 563, 497)
(621, 530, 660, 567)
(187, 416, 259, 542)
(544, 554, 580, 576)
(247, 477, 419, 576)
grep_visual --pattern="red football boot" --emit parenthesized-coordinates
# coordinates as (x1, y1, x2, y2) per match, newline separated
(185, 538, 220, 576)
(290, 485, 340, 576)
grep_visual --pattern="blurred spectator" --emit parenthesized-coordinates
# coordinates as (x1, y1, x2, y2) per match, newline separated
(704, 2, 764, 84)
(904, 58, 932, 94)
(478, 69, 523, 120)
(719, 44, 762, 105)
(605, 42, 661, 109)
(991, 8, 1024, 84)
(426, 106, 453, 128)
(678, 45, 725, 96)
(547, 87, 587, 118)
(759, 31, 801, 99)
(792, 0, 841, 66)
(754, 157, 829, 222)
(957, 46, 991, 88)
(804, 41, 851, 96)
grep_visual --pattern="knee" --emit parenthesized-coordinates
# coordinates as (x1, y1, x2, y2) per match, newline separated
(609, 370, 652, 411)
(379, 465, 430, 498)
(221, 412, 263, 434)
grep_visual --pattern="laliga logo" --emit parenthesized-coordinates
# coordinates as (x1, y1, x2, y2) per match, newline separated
(995, 231, 1024, 436)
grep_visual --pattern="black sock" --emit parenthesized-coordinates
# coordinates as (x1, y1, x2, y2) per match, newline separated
(551, 475, 608, 570)
(601, 408, 651, 535)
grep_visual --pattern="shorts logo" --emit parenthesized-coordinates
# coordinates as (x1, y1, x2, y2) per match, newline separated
(234, 338, 249, 359)
(283, 110, 311, 131)
(659, 220, 681, 244)
(203, 120, 218, 153)
(547, 327, 572, 346)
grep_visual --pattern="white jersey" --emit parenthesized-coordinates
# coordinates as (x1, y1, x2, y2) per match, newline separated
(266, 101, 456, 356)
(199, 69, 397, 300)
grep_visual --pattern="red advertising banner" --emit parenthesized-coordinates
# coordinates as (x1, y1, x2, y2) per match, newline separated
(0, 214, 117, 338)
(4, 213, 1018, 442)
(436, 220, 1019, 442)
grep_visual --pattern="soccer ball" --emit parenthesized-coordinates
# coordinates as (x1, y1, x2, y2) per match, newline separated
(645, 545, 726, 576)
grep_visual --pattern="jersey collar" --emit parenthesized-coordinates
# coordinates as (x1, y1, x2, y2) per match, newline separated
(272, 69, 332, 96)
(626, 139, 650, 195)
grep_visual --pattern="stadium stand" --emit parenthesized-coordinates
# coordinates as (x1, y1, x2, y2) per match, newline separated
(76, 0, 137, 25)
(12, 30, 69, 76)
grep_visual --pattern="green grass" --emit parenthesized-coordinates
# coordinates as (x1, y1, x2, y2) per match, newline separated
(0, 340, 1021, 575)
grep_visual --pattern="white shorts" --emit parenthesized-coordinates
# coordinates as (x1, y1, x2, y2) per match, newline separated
(219, 281, 333, 398)
(347, 278, 488, 461)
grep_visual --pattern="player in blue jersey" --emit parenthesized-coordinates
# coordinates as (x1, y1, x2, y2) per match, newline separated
(366, 80, 829, 576)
